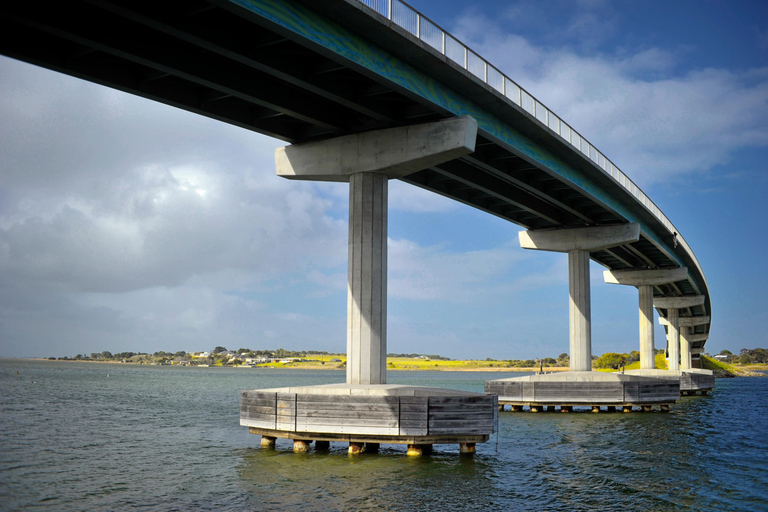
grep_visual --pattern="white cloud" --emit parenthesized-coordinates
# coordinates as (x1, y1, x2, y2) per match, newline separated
(448, 13, 768, 186)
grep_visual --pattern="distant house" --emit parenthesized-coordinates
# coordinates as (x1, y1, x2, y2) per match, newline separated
(714, 354, 729, 360)
(330, 358, 342, 362)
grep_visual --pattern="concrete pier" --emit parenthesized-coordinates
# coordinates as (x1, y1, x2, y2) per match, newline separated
(486, 371, 680, 412)
(623, 369, 714, 395)
(519, 224, 640, 372)
(243, 116, 496, 456)
(487, 224, 676, 412)
(604, 267, 689, 370)
(654, 296, 705, 372)
(241, 384, 497, 454)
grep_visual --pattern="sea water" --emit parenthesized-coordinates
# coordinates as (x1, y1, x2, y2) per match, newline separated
(1, 359, 766, 511)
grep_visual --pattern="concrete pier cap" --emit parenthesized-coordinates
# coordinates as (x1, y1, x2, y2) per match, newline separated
(275, 115, 478, 181)
(518, 223, 640, 253)
(603, 267, 689, 287)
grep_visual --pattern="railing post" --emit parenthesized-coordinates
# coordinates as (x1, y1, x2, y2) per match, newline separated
(416, 13, 420, 38)
(387, 0, 392, 20)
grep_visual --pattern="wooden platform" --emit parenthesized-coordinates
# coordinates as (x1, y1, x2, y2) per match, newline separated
(485, 371, 680, 411)
(240, 385, 497, 447)
(623, 369, 715, 395)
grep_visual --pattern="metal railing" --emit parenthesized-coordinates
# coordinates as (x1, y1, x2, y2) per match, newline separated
(356, 0, 703, 282)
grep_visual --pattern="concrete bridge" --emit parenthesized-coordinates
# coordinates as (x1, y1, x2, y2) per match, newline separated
(1, 0, 712, 451)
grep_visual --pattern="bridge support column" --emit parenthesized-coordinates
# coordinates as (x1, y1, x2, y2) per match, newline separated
(653, 296, 704, 372)
(603, 268, 688, 370)
(569, 249, 592, 371)
(639, 284, 655, 369)
(666, 307, 681, 371)
(659, 314, 709, 371)
(519, 224, 640, 371)
(346, 172, 388, 384)
(680, 327, 692, 370)
(275, 116, 477, 385)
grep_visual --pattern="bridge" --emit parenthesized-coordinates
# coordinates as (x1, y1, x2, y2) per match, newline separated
(1, 0, 712, 452)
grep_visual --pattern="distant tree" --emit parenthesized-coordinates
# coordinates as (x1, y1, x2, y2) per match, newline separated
(101, 351, 113, 359)
(752, 348, 767, 363)
(595, 353, 625, 369)
(557, 353, 568, 360)
(173, 351, 186, 358)
(212, 346, 227, 354)
(720, 350, 733, 355)
(740, 353, 752, 365)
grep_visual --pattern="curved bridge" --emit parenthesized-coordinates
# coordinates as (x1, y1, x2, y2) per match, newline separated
(0, 0, 710, 363)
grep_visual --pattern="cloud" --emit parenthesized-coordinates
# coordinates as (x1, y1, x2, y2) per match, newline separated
(388, 237, 528, 302)
(447, 12, 768, 186)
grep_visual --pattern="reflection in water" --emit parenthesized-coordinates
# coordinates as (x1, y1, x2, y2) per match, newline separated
(238, 445, 497, 511)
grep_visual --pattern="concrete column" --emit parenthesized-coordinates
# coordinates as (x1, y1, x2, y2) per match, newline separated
(638, 284, 655, 369)
(653, 295, 704, 372)
(667, 307, 680, 371)
(347, 172, 388, 385)
(604, 267, 689, 371)
(520, 224, 640, 373)
(680, 327, 692, 370)
(568, 249, 592, 371)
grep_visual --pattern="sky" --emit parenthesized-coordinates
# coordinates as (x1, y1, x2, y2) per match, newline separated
(1, 0, 767, 360)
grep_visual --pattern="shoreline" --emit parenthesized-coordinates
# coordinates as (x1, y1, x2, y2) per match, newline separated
(14, 358, 768, 374)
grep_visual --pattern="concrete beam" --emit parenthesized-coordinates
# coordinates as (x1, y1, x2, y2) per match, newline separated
(275, 116, 478, 182)
(603, 267, 688, 286)
(653, 295, 705, 309)
(659, 316, 710, 327)
(519, 223, 639, 252)
(687, 334, 709, 343)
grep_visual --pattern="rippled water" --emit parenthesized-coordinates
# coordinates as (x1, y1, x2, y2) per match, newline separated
(1, 360, 766, 511)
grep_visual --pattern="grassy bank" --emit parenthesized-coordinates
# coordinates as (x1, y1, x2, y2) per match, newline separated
(256, 355, 569, 372)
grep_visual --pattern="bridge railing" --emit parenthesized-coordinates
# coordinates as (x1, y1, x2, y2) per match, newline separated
(356, 0, 702, 281)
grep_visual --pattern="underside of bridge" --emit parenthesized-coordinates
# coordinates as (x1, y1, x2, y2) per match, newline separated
(0, 0, 709, 345)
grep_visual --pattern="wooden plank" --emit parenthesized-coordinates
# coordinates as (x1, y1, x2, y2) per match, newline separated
(296, 394, 399, 404)
(299, 410, 399, 420)
(429, 414, 495, 423)
(428, 396, 495, 405)
(399, 412, 428, 420)
(244, 405, 277, 416)
(241, 398, 277, 407)
(297, 403, 399, 414)
(295, 424, 400, 435)
(399, 396, 429, 404)
(427, 403, 495, 412)
(429, 418, 495, 427)
(297, 417, 399, 428)
(241, 418, 277, 429)
(399, 404, 429, 413)
(399, 427, 428, 436)
(429, 427, 494, 435)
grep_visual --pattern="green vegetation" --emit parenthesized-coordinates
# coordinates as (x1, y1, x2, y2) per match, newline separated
(701, 354, 737, 374)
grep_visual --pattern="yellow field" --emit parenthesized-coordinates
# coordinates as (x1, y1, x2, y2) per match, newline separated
(253, 355, 567, 371)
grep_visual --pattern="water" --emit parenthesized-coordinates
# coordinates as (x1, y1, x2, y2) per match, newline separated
(1, 360, 766, 511)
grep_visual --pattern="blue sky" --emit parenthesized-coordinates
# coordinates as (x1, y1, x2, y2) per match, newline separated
(1, 0, 766, 359)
